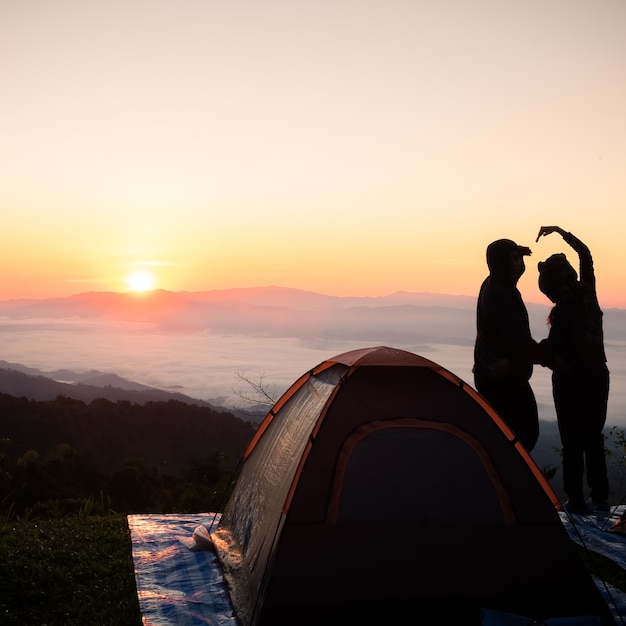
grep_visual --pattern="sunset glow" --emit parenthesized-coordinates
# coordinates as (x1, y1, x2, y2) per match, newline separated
(1, 2, 625, 307)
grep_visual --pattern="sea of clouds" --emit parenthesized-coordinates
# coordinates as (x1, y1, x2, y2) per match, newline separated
(0, 311, 624, 427)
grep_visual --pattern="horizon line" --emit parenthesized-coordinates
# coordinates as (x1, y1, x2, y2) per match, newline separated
(0, 285, 623, 311)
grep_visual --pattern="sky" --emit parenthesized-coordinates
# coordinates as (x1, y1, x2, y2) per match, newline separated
(2, 0, 626, 307)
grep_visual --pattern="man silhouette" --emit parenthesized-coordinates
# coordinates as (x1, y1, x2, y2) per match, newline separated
(473, 238, 540, 451)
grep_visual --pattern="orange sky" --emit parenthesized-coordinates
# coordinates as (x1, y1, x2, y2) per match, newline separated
(1, 1, 625, 308)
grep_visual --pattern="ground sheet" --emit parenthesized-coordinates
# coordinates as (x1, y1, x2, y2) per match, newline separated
(129, 508, 626, 625)
(559, 504, 626, 623)
(127, 513, 236, 625)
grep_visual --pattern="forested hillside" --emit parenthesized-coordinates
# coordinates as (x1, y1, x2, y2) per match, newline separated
(0, 393, 256, 517)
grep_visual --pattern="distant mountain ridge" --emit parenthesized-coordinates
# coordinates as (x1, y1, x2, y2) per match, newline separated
(0, 360, 214, 407)
(0, 287, 543, 339)
(0, 286, 480, 312)
(1, 285, 625, 342)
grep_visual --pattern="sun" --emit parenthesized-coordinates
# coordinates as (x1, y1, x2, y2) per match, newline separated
(124, 270, 156, 293)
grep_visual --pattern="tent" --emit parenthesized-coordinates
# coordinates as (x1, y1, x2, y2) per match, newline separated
(211, 346, 615, 625)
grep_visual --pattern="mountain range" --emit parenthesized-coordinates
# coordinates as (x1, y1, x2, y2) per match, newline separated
(1, 286, 624, 343)
(0, 360, 213, 406)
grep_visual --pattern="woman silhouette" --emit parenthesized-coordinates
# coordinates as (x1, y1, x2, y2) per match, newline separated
(536, 226, 610, 514)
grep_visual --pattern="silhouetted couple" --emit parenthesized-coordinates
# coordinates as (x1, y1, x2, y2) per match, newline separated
(473, 227, 610, 514)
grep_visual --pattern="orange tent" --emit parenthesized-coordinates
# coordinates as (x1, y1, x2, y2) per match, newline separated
(212, 346, 615, 625)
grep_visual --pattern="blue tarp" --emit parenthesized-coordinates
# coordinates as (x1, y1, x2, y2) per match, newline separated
(128, 513, 236, 625)
(559, 504, 626, 623)
(129, 508, 626, 625)
(559, 505, 626, 570)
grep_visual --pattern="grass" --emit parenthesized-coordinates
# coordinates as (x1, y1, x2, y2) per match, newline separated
(0, 515, 141, 626)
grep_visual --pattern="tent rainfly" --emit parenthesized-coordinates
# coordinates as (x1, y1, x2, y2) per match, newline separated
(211, 346, 616, 625)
